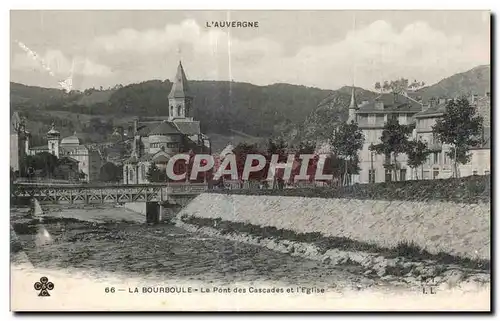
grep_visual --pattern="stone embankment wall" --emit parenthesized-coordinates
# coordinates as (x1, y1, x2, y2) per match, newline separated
(178, 176, 490, 260)
(178, 194, 489, 260)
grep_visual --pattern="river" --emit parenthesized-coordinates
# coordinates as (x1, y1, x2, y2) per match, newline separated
(10, 205, 377, 292)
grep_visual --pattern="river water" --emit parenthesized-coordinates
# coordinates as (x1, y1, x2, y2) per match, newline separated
(11, 206, 377, 292)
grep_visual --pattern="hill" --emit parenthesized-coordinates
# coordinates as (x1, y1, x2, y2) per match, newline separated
(417, 65, 491, 101)
(299, 87, 378, 142)
(10, 64, 490, 149)
(10, 80, 333, 148)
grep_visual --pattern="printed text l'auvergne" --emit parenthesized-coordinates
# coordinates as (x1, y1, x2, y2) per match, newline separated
(205, 21, 259, 28)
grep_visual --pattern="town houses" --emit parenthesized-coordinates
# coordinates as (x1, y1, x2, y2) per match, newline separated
(347, 88, 490, 184)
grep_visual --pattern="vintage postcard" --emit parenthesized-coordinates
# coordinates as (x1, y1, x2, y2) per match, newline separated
(10, 10, 491, 311)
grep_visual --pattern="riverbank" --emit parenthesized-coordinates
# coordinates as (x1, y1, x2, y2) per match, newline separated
(173, 177, 490, 293)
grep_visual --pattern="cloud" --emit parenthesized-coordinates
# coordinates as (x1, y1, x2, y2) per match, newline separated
(84, 19, 491, 89)
(12, 46, 113, 80)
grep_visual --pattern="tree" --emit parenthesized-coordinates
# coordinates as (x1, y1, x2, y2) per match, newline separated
(379, 78, 426, 94)
(99, 162, 121, 182)
(432, 97, 483, 178)
(233, 143, 266, 183)
(330, 121, 364, 185)
(405, 138, 431, 180)
(369, 118, 413, 182)
(266, 138, 288, 162)
(265, 138, 290, 188)
(382, 81, 390, 93)
(24, 152, 59, 178)
(146, 163, 165, 183)
(374, 82, 381, 93)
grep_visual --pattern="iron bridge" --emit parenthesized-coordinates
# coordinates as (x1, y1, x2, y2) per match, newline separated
(11, 182, 209, 205)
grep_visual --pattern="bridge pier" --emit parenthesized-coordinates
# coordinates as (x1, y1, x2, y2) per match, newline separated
(146, 202, 161, 224)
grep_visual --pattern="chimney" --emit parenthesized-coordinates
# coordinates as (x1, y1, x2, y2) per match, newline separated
(133, 119, 138, 135)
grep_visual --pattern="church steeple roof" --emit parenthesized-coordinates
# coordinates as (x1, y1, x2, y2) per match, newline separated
(349, 86, 358, 109)
(168, 61, 192, 99)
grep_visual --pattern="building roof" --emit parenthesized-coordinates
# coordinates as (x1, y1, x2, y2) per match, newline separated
(414, 102, 447, 118)
(149, 120, 182, 136)
(168, 61, 192, 99)
(357, 92, 423, 114)
(61, 132, 81, 145)
(172, 120, 201, 135)
(59, 156, 79, 163)
(125, 150, 172, 164)
(136, 124, 152, 137)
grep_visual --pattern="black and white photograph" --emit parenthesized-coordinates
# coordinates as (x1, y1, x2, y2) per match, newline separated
(9, 9, 491, 311)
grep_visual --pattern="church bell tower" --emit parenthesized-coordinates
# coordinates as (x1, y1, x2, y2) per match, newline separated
(168, 61, 193, 121)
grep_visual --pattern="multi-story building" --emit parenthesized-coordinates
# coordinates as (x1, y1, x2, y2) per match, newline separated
(123, 61, 211, 184)
(350, 89, 423, 183)
(413, 95, 490, 179)
(18, 120, 103, 182)
(349, 88, 490, 184)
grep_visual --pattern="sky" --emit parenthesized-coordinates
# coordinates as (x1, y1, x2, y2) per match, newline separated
(10, 10, 491, 91)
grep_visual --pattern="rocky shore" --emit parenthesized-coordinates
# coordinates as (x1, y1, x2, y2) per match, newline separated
(175, 215, 490, 292)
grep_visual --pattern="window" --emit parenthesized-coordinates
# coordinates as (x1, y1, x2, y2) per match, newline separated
(433, 169, 439, 179)
(368, 114, 376, 125)
(369, 170, 376, 184)
(177, 105, 182, 116)
(433, 152, 439, 165)
(400, 169, 407, 181)
(170, 106, 173, 116)
(167, 142, 179, 148)
(443, 153, 449, 165)
(141, 164, 146, 178)
(129, 169, 134, 181)
(385, 169, 392, 182)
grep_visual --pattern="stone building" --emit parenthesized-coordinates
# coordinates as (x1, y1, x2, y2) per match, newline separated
(123, 61, 211, 184)
(349, 88, 491, 184)
(350, 89, 423, 183)
(413, 94, 490, 179)
(10, 112, 28, 176)
(20, 120, 103, 182)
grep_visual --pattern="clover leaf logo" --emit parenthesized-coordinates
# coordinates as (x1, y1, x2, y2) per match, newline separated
(34, 276, 54, 297)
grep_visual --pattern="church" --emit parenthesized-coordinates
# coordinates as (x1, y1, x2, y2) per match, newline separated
(123, 61, 211, 184)
(10, 112, 102, 182)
